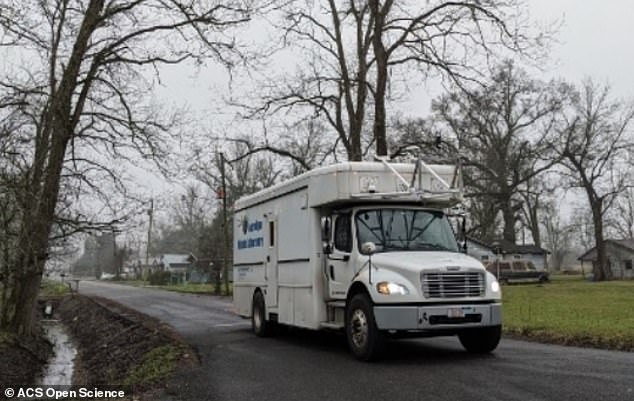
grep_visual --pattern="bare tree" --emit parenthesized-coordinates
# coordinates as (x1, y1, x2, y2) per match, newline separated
(173, 184, 212, 244)
(366, 0, 537, 156)
(244, 0, 540, 161)
(426, 61, 566, 243)
(277, 119, 338, 176)
(568, 206, 595, 252)
(190, 138, 286, 294)
(553, 81, 634, 281)
(151, 184, 212, 256)
(0, 0, 252, 335)
(540, 201, 572, 271)
(606, 188, 634, 239)
(191, 138, 284, 205)
(241, 1, 374, 160)
(518, 175, 557, 248)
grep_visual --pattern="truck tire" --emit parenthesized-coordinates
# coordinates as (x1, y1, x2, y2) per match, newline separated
(458, 325, 502, 353)
(252, 291, 273, 337)
(346, 293, 384, 361)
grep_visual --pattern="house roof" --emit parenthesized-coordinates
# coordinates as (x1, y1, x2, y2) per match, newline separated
(466, 236, 492, 249)
(467, 237, 549, 255)
(578, 239, 634, 261)
(497, 240, 550, 255)
(161, 253, 197, 265)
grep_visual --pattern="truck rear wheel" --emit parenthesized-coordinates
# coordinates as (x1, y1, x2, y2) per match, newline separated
(252, 291, 273, 337)
(346, 293, 384, 361)
(458, 325, 502, 353)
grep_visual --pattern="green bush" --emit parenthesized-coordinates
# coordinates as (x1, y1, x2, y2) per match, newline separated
(40, 280, 70, 296)
(148, 271, 171, 286)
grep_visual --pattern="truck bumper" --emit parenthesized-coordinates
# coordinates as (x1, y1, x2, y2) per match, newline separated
(373, 303, 502, 330)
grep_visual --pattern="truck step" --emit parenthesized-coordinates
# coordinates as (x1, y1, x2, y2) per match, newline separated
(320, 322, 344, 330)
(326, 300, 346, 309)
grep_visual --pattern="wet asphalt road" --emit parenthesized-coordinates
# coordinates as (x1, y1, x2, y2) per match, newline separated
(79, 281, 634, 401)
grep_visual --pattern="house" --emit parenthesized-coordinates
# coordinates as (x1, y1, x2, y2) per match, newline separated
(189, 257, 213, 284)
(160, 253, 197, 282)
(466, 237, 550, 270)
(465, 237, 496, 262)
(578, 239, 634, 279)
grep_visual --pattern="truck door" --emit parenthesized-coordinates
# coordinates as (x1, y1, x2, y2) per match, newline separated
(266, 216, 278, 307)
(327, 213, 354, 299)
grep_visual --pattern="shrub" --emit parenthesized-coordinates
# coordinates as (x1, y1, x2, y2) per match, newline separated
(148, 271, 171, 286)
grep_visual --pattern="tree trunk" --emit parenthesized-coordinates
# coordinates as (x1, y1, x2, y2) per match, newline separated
(9, 270, 43, 336)
(370, 0, 389, 157)
(1, 0, 107, 336)
(529, 216, 541, 248)
(349, 140, 363, 161)
(500, 197, 517, 244)
(525, 195, 541, 247)
(591, 202, 611, 281)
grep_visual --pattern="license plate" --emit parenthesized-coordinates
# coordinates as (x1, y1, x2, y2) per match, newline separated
(447, 308, 465, 318)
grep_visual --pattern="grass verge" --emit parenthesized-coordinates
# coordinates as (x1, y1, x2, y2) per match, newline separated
(124, 344, 183, 387)
(155, 283, 233, 296)
(502, 276, 634, 351)
(40, 280, 71, 296)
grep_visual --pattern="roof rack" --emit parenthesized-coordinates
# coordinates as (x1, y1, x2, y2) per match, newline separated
(349, 155, 464, 204)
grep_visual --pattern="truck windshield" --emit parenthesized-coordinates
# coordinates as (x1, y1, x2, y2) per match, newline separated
(355, 208, 459, 253)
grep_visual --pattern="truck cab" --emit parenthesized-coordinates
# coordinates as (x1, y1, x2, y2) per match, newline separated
(322, 205, 501, 360)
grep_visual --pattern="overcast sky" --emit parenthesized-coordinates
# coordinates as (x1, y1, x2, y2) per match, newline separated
(156, 0, 634, 130)
(145, 0, 634, 215)
(530, 0, 634, 95)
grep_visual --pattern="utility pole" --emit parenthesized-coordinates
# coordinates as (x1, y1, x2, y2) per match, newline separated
(220, 152, 230, 296)
(112, 227, 118, 278)
(145, 198, 154, 278)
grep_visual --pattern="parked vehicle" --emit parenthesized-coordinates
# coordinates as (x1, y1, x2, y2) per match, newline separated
(232, 159, 502, 360)
(485, 260, 549, 284)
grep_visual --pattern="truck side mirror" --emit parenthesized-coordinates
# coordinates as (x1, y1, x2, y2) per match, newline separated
(361, 242, 377, 255)
(321, 216, 332, 254)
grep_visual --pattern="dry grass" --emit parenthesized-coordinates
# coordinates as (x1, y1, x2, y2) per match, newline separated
(502, 276, 634, 350)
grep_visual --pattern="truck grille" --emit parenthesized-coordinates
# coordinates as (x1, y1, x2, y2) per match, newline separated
(422, 272, 485, 298)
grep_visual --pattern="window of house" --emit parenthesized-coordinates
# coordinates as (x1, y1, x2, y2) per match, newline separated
(625, 260, 633, 270)
(481, 255, 489, 261)
(499, 262, 511, 272)
(334, 213, 352, 253)
(513, 261, 527, 271)
(514, 255, 521, 259)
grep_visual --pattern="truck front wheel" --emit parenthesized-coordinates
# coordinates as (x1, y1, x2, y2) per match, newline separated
(252, 291, 273, 337)
(458, 325, 502, 353)
(346, 293, 384, 361)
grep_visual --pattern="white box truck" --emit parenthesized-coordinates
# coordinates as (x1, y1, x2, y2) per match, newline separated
(233, 158, 502, 360)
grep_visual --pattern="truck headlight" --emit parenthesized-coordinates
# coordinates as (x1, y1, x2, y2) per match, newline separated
(490, 280, 500, 293)
(376, 281, 409, 295)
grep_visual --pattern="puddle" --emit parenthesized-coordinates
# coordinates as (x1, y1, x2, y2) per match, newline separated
(38, 321, 77, 386)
